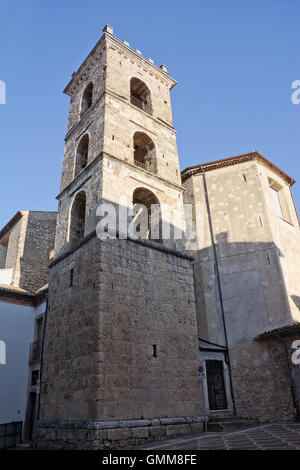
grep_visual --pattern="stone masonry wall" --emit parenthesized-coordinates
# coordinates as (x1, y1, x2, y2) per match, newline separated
(20, 211, 57, 292)
(183, 159, 298, 422)
(2, 211, 56, 292)
(38, 234, 203, 449)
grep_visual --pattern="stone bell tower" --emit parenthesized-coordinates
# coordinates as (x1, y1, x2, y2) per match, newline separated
(54, 24, 186, 255)
(37, 26, 202, 449)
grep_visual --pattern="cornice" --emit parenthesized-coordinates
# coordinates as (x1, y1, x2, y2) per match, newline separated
(64, 92, 105, 142)
(64, 31, 177, 96)
(103, 151, 184, 192)
(64, 35, 106, 96)
(64, 88, 176, 143)
(56, 154, 101, 200)
(105, 33, 177, 89)
(181, 151, 295, 186)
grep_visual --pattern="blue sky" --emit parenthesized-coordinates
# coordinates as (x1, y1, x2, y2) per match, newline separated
(1, 0, 299, 228)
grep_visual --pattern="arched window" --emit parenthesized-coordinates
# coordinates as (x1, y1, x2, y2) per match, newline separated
(75, 134, 89, 176)
(133, 132, 157, 174)
(69, 191, 86, 246)
(80, 83, 93, 116)
(130, 77, 152, 115)
(132, 187, 161, 241)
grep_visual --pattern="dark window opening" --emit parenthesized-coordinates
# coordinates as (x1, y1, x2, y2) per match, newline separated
(153, 345, 157, 357)
(70, 268, 74, 287)
(132, 187, 161, 241)
(133, 131, 157, 174)
(31, 370, 39, 386)
(130, 77, 152, 115)
(0, 235, 8, 269)
(75, 134, 89, 176)
(69, 191, 86, 246)
(35, 317, 43, 342)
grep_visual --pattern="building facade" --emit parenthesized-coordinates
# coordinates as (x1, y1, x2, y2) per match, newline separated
(182, 153, 300, 424)
(35, 26, 300, 449)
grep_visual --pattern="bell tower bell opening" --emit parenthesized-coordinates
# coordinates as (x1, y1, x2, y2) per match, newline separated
(80, 82, 93, 117)
(130, 77, 152, 115)
(75, 135, 89, 176)
(133, 132, 157, 174)
(132, 187, 161, 241)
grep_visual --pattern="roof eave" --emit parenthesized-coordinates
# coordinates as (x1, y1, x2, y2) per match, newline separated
(181, 151, 295, 186)
(0, 211, 23, 242)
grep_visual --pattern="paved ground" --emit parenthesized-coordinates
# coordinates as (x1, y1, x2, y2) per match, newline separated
(132, 424, 300, 450)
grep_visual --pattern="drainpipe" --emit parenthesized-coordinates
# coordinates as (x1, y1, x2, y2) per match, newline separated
(202, 171, 237, 415)
(32, 291, 49, 447)
(276, 333, 299, 422)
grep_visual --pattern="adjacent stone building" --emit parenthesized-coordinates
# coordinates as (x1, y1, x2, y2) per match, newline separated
(182, 153, 300, 424)
(0, 211, 57, 292)
(0, 211, 56, 448)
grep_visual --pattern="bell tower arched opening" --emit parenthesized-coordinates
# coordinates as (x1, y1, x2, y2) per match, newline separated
(75, 134, 89, 176)
(80, 83, 93, 117)
(132, 187, 161, 241)
(69, 191, 86, 246)
(133, 132, 157, 174)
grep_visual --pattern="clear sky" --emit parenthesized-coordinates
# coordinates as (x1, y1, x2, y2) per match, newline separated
(1, 0, 299, 228)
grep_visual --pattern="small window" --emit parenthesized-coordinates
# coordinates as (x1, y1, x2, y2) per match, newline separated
(70, 268, 74, 287)
(270, 186, 283, 219)
(75, 134, 89, 176)
(69, 191, 86, 246)
(35, 317, 43, 342)
(0, 235, 8, 269)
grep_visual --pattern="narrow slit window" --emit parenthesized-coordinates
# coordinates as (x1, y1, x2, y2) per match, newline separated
(70, 268, 74, 287)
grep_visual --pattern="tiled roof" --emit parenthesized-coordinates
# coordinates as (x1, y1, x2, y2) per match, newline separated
(256, 323, 300, 339)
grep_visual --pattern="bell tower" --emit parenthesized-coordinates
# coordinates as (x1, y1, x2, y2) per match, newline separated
(38, 26, 201, 450)
(55, 24, 185, 255)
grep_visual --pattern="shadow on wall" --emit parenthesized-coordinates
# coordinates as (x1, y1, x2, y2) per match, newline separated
(65, 194, 189, 255)
(194, 231, 299, 347)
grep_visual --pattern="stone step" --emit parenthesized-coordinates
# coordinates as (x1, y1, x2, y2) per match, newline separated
(209, 415, 254, 423)
(207, 418, 259, 432)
